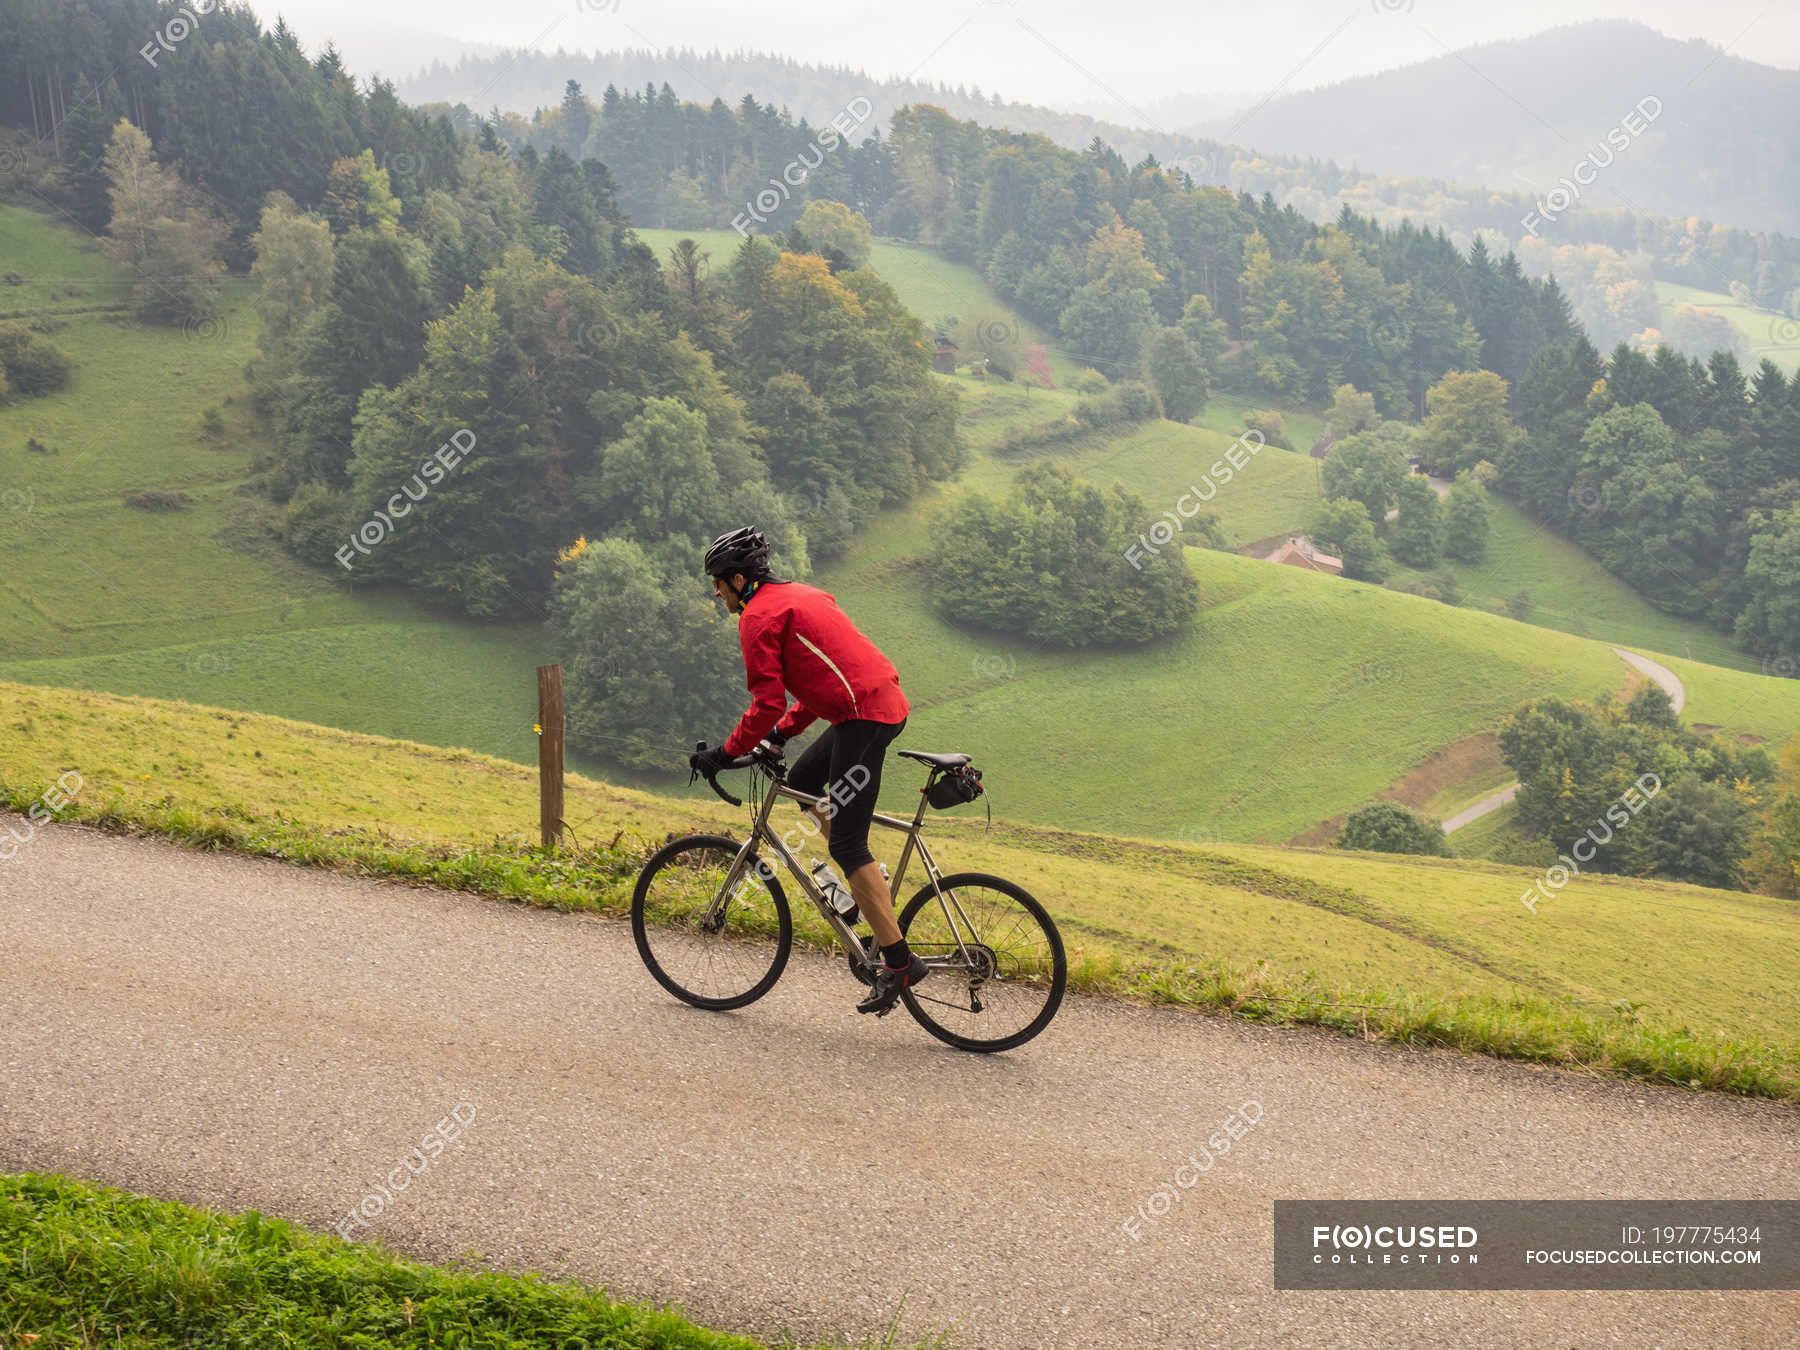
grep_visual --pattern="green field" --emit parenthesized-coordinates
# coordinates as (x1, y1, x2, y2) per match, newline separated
(1655, 279, 1800, 373)
(4, 679, 1796, 1095)
(1383, 494, 1759, 671)
(0, 205, 570, 769)
(4, 202, 1795, 846)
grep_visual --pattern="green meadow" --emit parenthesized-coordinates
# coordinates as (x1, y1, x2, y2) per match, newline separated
(3, 203, 1795, 847)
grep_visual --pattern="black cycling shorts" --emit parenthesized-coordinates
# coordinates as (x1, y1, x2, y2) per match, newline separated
(786, 717, 906, 874)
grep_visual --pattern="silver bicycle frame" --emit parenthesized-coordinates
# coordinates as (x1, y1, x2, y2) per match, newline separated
(704, 765, 985, 973)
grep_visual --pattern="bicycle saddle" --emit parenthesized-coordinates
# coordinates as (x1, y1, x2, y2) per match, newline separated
(897, 749, 972, 768)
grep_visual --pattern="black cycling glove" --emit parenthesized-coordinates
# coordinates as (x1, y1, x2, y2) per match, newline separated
(691, 743, 735, 777)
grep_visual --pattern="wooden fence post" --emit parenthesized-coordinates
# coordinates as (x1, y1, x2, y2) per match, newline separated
(537, 663, 565, 852)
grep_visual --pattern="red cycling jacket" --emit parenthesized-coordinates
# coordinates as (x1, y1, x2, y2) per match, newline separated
(722, 581, 909, 755)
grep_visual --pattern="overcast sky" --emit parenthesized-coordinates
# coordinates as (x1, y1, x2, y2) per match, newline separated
(262, 0, 1794, 113)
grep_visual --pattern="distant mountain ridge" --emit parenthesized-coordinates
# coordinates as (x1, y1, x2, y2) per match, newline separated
(1186, 20, 1800, 235)
(397, 45, 1239, 183)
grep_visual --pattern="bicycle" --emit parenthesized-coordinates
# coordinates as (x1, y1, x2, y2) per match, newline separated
(630, 743, 1066, 1052)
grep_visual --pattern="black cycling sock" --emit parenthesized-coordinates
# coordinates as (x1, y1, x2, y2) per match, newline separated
(881, 938, 911, 969)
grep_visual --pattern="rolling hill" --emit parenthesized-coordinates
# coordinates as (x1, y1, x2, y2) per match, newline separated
(1190, 21, 1800, 236)
(3, 204, 1795, 846)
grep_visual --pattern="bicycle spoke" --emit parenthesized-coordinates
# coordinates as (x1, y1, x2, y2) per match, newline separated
(634, 840, 789, 1008)
(901, 875, 1065, 1050)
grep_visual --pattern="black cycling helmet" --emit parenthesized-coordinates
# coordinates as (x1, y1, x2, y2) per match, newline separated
(703, 526, 771, 580)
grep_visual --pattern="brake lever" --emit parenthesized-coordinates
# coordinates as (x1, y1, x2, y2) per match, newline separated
(691, 740, 745, 807)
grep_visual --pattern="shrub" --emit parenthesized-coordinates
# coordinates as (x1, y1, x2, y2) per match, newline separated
(1069, 368, 1110, 394)
(1336, 802, 1450, 856)
(997, 380, 1162, 455)
(2, 270, 22, 286)
(0, 322, 72, 397)
(272, 482, 352, 562)
(25, 436, 56, 455)
(932, 461, 1203, 646)
(122, 490, 194, 512)
(1504, 590, 1535, 621)
(1393, 574, 1463, 606)
(1242, 409, 1291, 450)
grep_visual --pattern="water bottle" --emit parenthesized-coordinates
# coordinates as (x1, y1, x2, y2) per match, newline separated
(810, 858, 858, 921)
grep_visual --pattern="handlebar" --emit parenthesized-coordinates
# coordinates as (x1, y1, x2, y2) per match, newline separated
(690, 740, 783, 807)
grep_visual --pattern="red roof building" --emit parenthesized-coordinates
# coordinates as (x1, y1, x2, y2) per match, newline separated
(1263, 535, 1344, 576)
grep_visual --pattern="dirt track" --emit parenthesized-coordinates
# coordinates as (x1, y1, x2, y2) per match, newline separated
(2, 818, 1795, 1348)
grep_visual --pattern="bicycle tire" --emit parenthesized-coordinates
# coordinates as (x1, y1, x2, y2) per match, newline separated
(897, 872, 1066, 1052)
(631, 833, 792, 1011)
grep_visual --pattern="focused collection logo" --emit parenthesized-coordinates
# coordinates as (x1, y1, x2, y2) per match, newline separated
(1310, 1221, 1481, 1266)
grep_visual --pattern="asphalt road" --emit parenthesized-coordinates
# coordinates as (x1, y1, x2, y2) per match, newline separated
(3, 819, 1796, 1348)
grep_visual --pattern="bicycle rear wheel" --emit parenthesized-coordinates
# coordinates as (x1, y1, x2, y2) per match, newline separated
(897, 872, 1066, 1052)
(631, 834, 791, 1011)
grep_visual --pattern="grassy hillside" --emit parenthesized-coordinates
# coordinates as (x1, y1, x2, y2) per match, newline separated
(818, 540, 1625, 840)
(1655, 279, 1800, 373)
(0, 205, 565, 766)
(4, 680, 1795, 1095)
(1382, 495, 1760, 671)
(4, 203, 1793, 846)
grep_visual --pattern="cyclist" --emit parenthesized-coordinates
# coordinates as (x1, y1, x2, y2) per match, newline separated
(691, 526, 928, 1014)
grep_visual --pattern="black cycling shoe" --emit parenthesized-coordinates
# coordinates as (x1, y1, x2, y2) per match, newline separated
(857, 952, 930, 1016)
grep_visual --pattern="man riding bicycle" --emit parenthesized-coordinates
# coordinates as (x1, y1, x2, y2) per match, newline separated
(691, 526, 929, 1015)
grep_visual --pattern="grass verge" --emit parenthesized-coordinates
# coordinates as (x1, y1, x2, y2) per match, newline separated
(0, 1172, 943, 1349)
(3, 683, 1795, 1103)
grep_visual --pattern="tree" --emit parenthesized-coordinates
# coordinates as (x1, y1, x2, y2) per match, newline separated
(1141, 325, 1208, 421)
(1178, 293, 1227, 369)
(250, 193, 335, 360)
(1322, 427, 1409, 527)
(1311, 497, 1388, 581)
(1326, 383, 1379, 439)
(552, 535, 744, 772)
(322, 150, 402, 236)
(1748, 733, 1800, 898)
(1734, 504, 1800, 667)
(1641, 776, 1754, 891)
(1414, 369, 1511, 476)
(1443, 477, 1491, 563)
(1389, 474, 1444, 568)
(282, 231, 435, 485)
(1060, 281, 1155, 375)
(101, 120, 225, 324)
(932, 462, 1203, 646)
(593, 397, 721, 546)
(1498, 693, 1769, 886)
(343, 285, 547, 617)
(1335, 802, 1449, 856)
(795, 199, 872, 269)
(954, 307, 1023, 379)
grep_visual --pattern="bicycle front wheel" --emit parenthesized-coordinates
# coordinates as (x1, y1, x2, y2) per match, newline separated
(898, 872, 1066, 1052)
(631, 834, 791, 1011)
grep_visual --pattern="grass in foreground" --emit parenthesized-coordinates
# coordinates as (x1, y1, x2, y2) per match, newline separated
(0, 1173, 940, 1350)
(4, 680, 1796, 1101)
